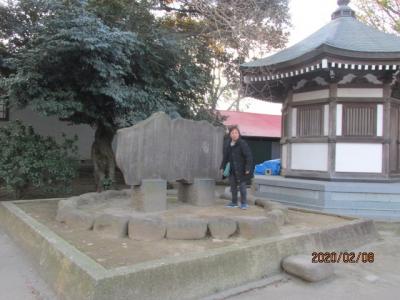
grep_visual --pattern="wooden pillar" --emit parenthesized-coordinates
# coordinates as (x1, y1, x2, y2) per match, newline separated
(328, 82, 338, 179)
(285, 89, 294, 175)
(280, 102, 288, 175)
(382, 83, 392, 178)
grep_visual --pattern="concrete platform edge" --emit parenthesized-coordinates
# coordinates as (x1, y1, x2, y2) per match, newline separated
(0, 200, 380, 300)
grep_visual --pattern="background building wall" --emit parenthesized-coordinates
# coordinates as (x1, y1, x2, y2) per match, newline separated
(1, 107, 94, 160)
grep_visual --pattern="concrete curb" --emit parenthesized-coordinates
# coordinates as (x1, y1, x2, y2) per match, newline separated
(0, 199, 379, 300)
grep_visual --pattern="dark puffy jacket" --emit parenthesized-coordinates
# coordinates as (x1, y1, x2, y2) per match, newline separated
(220, 138, 254, 182)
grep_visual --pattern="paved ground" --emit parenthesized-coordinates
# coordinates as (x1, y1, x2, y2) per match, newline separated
(1, 219, 399, 300)
(0, 228, 56, 300)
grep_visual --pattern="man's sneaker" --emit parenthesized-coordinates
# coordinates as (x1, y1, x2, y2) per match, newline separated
(240, 203, 249, 210)
(226, 202, 239, 208)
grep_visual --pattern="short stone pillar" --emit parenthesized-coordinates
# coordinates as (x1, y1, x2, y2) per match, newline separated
(177, 178, 216, 206)
(132, 179, 167, 212)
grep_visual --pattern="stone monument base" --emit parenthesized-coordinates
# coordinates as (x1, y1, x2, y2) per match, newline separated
(132, 179, 167, 212)
(177, 178, 216, 206)
(55, 189, 284, 240)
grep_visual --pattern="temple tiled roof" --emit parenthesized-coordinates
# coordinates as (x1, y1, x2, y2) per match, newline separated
(242, 1, 400, 69)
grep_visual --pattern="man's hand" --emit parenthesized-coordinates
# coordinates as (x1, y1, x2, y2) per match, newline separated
(245, 170, 250, 175)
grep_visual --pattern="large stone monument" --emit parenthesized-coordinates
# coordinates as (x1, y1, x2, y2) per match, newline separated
(55, 112, 287, 241)
(116, 112, 225, 211)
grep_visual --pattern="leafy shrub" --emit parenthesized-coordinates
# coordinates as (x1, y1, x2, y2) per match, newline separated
(0, 121, 79, 199)
(100, 177, 114, 191)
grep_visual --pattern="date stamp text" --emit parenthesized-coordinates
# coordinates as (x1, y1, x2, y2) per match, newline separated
(312, 252, 375, 263)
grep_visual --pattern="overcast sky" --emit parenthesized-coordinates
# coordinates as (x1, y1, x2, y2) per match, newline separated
(289, 0, 340, 45)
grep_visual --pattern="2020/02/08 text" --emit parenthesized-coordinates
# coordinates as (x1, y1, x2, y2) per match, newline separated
(312, 252, 375, 263)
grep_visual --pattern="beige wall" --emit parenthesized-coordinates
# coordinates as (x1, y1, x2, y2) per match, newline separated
(1, 107, 95, 159)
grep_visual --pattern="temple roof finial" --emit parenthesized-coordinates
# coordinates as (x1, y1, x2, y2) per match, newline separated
(332, 0, 355, 20)
(338, 0, 350, 6)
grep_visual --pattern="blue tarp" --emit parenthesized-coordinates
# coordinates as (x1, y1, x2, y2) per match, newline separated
(254, 159, 281, 176)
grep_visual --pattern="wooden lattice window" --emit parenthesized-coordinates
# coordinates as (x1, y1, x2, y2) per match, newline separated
(297, 105, 323, 137)
(0, 99, 8, 121)
(343, 103, 376, 136)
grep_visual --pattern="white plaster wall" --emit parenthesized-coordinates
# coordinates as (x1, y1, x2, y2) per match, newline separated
(291, 143, 328, 171)
(4, 107, 95, 159)
(335, 143, 382, 173)
(337, 88, 383, 98)
(292, 89, 329, 102)
(281, 144, 288, 169)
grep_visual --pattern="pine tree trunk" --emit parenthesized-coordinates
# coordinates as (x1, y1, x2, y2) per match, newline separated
(91, 123, 116, 192)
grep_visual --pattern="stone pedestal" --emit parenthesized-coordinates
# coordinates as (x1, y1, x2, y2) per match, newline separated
(132, 179, 167, 212)
(177, 178, 216, 206)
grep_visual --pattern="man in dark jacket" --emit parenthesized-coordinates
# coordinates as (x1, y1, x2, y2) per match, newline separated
(220, 126, 253, 209)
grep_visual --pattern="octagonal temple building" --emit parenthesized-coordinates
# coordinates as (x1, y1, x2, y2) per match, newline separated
(241, 0, 400, 219)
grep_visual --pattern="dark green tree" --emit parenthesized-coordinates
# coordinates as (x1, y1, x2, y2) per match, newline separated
(0, 0, 52, 77)
(87, 0, 290, 110)
(1, 0, 213, 190)
(0, 0, 50, 52)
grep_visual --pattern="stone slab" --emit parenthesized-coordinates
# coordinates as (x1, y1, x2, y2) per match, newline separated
(116, 112, 225, 185)
(166, 217, 208, 240)
(282, 254, 334, 282)
(0, 199, 380, 300)
(55, 190, 132, 229)
(208, 218, 238, 239)
(235, 216, 281, 239)
(128, 217, 166, 241)
(56, 198, 95, 230)
(61, 210, 95, 230)
(93, 213, 130, 238)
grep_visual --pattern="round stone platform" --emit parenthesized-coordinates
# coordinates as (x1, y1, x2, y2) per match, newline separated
(55, 189, 288, 240)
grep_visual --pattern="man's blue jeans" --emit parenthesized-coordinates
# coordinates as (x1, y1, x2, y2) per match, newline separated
(229, 173, 247, 205)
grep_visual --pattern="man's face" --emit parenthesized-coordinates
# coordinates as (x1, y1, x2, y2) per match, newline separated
(230, 129, 240, 141)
